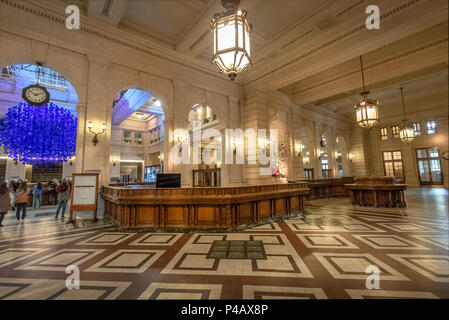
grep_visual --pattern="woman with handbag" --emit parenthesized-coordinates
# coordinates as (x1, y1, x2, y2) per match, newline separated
(15, 182, 28, 221)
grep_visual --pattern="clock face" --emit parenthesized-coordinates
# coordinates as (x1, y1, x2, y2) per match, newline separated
(22, 85, 50, 106)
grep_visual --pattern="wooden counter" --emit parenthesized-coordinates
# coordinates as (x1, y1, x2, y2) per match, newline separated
(345, 177, 407, 208)
(101, 183, 310, 230)
(290, 177, 354, 199)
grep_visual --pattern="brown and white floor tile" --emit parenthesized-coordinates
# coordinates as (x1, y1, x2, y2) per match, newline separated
(129, 233, 183, 246)
(388, 254, 449, 282)
(138, 282, 222, 300)
(243, 285, 327, 299)
(345, 289, 440, 299)
(14, 248, 106, 272)
(411, 235, 449, 250)
(297, 234, 359, 249)
(313, 252, 409, 280)
(351, 235, 430, 250)
(85, 249, 165, 273)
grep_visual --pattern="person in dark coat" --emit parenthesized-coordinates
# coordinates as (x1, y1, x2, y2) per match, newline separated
(0, 181, 12, 228)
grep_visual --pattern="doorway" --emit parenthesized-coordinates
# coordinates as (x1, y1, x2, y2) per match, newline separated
(383, 151, 405, 183)
(416, 147, 443, 186)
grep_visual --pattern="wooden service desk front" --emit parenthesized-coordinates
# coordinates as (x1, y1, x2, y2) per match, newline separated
(101, 183, 310, 230)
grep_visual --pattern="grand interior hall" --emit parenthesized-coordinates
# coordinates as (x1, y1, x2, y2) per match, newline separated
(0, 0, 448, 305)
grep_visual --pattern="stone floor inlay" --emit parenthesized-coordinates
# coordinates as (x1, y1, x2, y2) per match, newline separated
(0, 189, 447, 299)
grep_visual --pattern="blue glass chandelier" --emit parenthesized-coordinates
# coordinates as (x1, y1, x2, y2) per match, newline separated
(0, 102, 77, 165)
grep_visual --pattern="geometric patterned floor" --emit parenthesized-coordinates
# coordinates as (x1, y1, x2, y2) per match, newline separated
(0, 188, 447, 299)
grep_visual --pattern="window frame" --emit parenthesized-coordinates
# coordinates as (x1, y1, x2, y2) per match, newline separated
(426, 120, 437, 135)
(382, 150, 405, 183)
(380, 127, 388, 140)
(391, 125, 400, 138)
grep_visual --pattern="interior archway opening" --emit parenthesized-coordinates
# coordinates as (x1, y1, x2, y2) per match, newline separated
(109, 88, 165, 185)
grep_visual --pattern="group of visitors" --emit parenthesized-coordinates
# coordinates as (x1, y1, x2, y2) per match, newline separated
(0, 178, 72, 228)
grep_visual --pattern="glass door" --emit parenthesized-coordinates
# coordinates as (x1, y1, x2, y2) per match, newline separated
(416, 148, 443, 185)
(383, 151, 405, 182)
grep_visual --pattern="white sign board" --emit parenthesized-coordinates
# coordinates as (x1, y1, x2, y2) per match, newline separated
(72, 175, 97, 205)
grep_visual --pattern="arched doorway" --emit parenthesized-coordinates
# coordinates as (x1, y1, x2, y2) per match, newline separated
(109, 87, 166, 185)
(335, 135, 349, 178)
(188, 104, 222, 187)
(0, 63, 79, 185)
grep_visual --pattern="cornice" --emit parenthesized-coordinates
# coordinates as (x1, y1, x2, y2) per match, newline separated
(243, 0, 447, 90)
(0, 0, 243, 88)
(292, 36, 448, 101)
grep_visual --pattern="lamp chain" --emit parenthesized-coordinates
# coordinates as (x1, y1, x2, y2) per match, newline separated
(400, 87, 407, 120)
(359, 56, 366, 93)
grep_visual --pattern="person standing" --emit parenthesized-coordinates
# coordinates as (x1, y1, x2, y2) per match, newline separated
(15, 182, 28, 221)
(8, 181, 16, 210)
(55, 180, 70, 220)
(33, 182, 43, 209)
(0, 181, 12, 228)
(48, 179, 59, 205)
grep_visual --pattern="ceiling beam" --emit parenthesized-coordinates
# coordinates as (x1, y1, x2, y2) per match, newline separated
(244, 0, 448, 92)
(180, 0, 207, 12)
(291, 39, 447, 105)
(86, 0, 130, 26)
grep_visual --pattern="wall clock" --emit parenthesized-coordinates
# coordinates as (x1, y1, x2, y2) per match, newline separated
(442, 151, 449, 160)
(22, 84, 50, 107)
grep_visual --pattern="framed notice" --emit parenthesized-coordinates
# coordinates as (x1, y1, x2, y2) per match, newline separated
(68, 173, 99, 223)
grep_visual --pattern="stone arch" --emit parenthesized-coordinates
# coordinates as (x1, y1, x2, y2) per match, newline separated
(0, 57, 85, 110)
(335, 135, 350, 177)
(108, 84, 169, 121)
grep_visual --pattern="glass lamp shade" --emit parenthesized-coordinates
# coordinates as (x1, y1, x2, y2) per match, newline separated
(399, 121, 415, 143)
(354, 93, 379, 128)
(211, 9, 251, 81)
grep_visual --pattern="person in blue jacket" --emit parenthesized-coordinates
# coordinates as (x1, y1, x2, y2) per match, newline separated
(33, 182, 43, 209)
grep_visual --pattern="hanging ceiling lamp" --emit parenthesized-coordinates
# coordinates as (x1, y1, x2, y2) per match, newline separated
(354, 56, 379, 128)
(211, 0, 252, 81)
(399, 87, 415, 144)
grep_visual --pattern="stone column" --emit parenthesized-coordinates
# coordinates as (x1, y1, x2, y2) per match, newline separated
(242, 89, 271, 185)
(82, 54, 111, 186)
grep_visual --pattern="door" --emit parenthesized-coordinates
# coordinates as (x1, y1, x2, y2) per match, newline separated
(383, 151, 405, 182)
(416, 148, 443, 185)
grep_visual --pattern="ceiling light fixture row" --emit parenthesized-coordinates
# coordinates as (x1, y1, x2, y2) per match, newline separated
(354, 56, 380, 129)
(211, 0, 252, 81)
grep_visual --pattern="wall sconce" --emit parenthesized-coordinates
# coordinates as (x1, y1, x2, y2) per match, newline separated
(158, 153, 164, 161)
(232, 137, 242, 154)
(349, 153, 354, 162)
(318, 151, 326, 161)
(175, 131, 187, 143)
(295, 144, 305, 157)
(259, 138, 270, 152)
(174, 131, 188, 152)
(87, 121, 106, 146)
(110, 157, 119, 166)
(135, 112, 144, 119)
(69, 156, 75, 166)
(303, 156, 309, 166)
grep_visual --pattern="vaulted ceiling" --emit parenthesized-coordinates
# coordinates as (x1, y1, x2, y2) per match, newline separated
(51, 0, 448, 120)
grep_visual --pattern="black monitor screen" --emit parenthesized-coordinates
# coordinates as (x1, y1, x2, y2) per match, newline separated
(156, 173, 181, 188)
